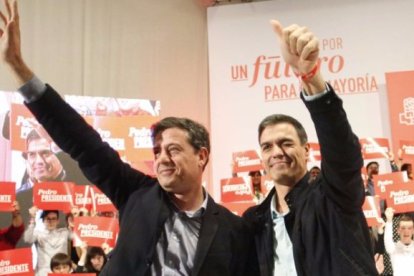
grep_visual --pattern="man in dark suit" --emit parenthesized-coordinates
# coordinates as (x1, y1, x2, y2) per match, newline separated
(0, 1, 257, 275)
(243, 21, 377, 275)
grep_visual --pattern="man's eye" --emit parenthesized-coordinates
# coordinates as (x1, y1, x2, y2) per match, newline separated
(168, 148, 179, 154)
(261, 145, 270, 151)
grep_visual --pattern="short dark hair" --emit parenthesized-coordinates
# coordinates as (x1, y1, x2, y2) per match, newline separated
(40, 210, 59, 220)
(248, 170, 262, 177)
(258, 114, 308, 145)
(399, 214, 414, 226)
(25, 129, 43, 148)
(366, 161, 379, 171)
(50, 253, 71, 270)
(151, 117, 210, 170)
(310, 166, 321, 171)
(401, 163, 412, 172)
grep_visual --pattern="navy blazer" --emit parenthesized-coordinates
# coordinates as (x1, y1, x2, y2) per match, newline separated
(26, 85, 259, 276)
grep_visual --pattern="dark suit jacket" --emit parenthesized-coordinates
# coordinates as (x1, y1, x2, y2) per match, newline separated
(26, 85, 258, 276)
(244, 86, 378, 276)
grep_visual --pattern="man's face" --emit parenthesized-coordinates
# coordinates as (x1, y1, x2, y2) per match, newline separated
(43, 212, 59, 231)
(52, 264, 71, 274)
(153, 128, 207, 195)
(91, 254, 105, 271)
(367, 163, 379, 178)
(398, 220, 414, 245)
(260, 123, 309, 186)
(26, 138, 63, 181)
(310, 167, 320, 179)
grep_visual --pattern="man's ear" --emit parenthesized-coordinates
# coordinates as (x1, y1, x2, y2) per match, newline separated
(304, 143, 310, 161)
(198, 147, 209, 168)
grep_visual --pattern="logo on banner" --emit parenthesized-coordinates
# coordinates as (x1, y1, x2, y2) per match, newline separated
(33, 182, 74, 212)
(308, 142, 321, 162)
(73, 216, 119, 247)
(220, 177, 253, 203)
(400, 97, 414, 125)
(373, 171, 408, 197)
(360, 138, 390, 160)
(128, 127, 153, 149)
(72, 185, 93, 210)
(0, 182, 15, 212)
(91, 186, 116, 212)
(386, 182, 414, 213)
(0, 248, 33, 275)
(232, 150, 263, 173)
(97, 128, 126, 151)
(362, 196, 381, 227)
(400, 140, 414, 160)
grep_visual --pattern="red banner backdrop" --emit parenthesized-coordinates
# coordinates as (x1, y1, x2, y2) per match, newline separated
(385, 71, 414, 155)
(220, 177, 253, 203)
(373, 171, 408, 199)
(33, 182, 74, 212)
(359, 138, 390, 160)
(232, 150, 263, 173)
(91, 186, 116, 212)
(362, 196, 381, 227)
(384, 181, 414, 213)
(0, 182, 15, 212)
(72, 185, 93, 211)
(73, 216, 119, 248)
(0, 248, 34, 276)
(308, 142, 321, 162)
(400, 140, 414, 161)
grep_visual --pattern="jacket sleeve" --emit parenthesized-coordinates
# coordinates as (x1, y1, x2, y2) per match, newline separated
(302, 84, 365, 211)
(25, 85, 157, 210)
(3, 224, 24, 246)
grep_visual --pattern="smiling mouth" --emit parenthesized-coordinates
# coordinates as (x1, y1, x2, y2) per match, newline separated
(158, 168, 176, 174)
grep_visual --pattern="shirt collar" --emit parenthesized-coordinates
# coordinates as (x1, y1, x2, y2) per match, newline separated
(168, 188, 208, 218)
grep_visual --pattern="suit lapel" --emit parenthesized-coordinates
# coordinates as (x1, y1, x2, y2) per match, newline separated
(192, 196, 219, 275)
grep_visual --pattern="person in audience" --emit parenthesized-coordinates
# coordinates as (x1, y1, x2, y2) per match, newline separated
(0, 200, 24, 250)
(24, 207, 71, 276)
(401, 163, 413, 180)
(308, 165, 320, 184)
(0, 1, 258, 275)
(248, 170, 264, 203)
(365, 161, 380, 196)
(50, 253, 73, 274)
(384, 207, 414, 276)
(76, 243, 107, 275)
(243, 21, 377, 275)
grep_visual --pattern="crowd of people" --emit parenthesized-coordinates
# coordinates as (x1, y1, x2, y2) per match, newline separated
(1, 0, 414, 275)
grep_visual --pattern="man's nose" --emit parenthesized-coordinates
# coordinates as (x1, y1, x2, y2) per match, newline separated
(270, 144, 284, 157)
(34, 152, 46, 163)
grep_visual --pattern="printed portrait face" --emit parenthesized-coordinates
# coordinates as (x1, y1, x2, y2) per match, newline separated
(25, 137, 63, 182)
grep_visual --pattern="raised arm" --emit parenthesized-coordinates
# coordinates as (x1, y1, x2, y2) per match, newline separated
(272, 20, 364, 210)
(1, 0, 156, 210)
(384, 207, 396, 254)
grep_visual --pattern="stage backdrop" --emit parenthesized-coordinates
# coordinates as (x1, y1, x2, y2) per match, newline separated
(207, 0, 414, 201)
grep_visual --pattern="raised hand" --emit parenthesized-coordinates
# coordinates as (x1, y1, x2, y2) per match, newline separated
(270, 20, 325, 94)
(0, 0, 33, 85)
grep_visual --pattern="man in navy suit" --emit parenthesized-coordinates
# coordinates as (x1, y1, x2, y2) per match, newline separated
(0, 1, 257, 275)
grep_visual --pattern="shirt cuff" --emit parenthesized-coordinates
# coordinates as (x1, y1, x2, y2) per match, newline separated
(18, 76, 47, 103)
(301, 83, 330, 101)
